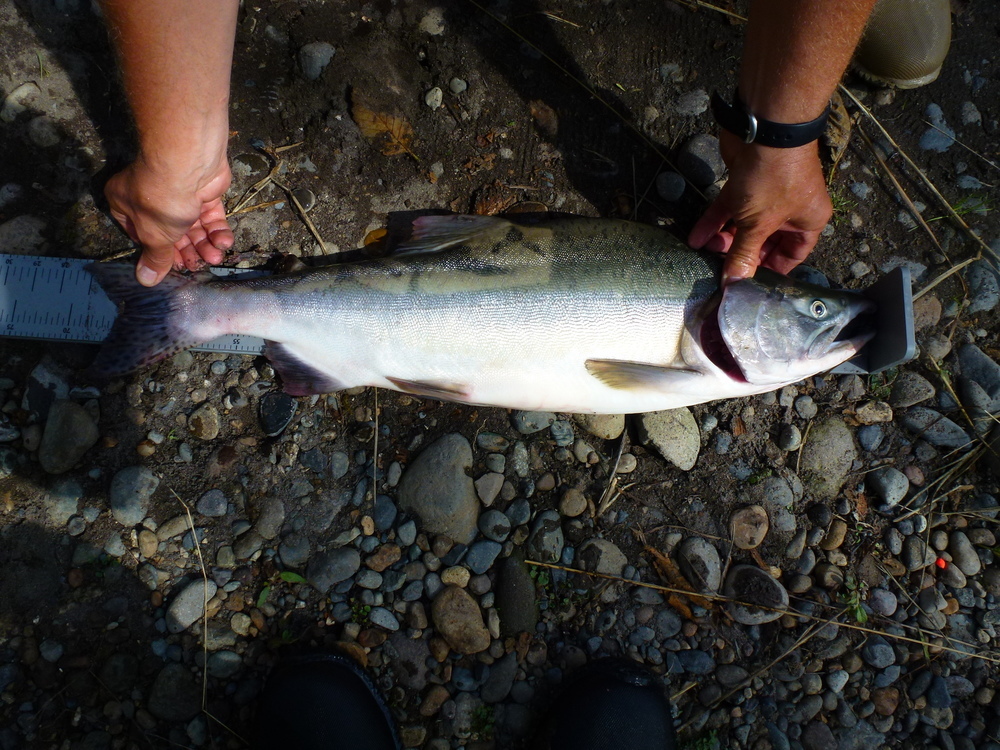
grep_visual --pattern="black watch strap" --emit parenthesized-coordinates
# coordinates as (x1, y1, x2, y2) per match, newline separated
(710, 90, 830, 149)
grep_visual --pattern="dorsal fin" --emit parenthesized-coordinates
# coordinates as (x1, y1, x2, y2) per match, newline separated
(393, 214, 513, 255)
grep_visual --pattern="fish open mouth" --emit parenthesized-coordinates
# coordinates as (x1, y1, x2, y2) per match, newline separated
(700, 301, 748, 383)
(810, 302, 878, 359)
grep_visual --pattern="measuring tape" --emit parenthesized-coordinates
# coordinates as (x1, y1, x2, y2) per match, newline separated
(0, 253, 265, 355)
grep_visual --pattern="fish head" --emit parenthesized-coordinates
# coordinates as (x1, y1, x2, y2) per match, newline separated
(714, 269, 876, 385)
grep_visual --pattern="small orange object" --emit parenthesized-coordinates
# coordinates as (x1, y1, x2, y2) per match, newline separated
(936, 558, 947, 569)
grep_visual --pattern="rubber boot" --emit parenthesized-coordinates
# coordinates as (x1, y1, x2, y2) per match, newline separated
(254, 653, 401, 750)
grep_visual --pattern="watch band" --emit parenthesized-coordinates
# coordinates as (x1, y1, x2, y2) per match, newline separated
(710, 90, 831, 149)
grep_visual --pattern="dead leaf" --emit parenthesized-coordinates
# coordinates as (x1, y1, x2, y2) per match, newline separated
(463, 153, 497, 175)
(364, 227, 388, 246)
(645, 545, 714, 614)
(529, 99, 559, 139)
(732, 416, 746, 436)
(351, 102, 419, 161)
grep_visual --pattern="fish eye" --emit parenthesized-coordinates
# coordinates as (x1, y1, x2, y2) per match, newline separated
(810, 300, 827, 318)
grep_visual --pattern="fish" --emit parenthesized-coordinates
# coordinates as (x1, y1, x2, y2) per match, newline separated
(86, 213, 875, 414)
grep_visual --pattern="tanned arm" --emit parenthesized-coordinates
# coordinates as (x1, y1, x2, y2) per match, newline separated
(689, 0, 878, 283)
(99, 0, 239, 286)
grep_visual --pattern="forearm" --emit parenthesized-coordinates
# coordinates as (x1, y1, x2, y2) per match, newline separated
(100, 0, 239, 182)
(739, 0, 878, 122)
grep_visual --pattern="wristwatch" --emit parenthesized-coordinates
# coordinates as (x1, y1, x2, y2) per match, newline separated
(710, 90, 830, 149)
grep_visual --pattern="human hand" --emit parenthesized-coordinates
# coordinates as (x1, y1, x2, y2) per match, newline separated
(104, 157, 235, 286)
(688, 130, 832, 284)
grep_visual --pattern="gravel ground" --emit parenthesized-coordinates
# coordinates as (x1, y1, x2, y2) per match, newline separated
(1, 1, 1000, 749)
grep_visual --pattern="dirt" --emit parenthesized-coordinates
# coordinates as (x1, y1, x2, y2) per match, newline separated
(0, 0, 999, 748)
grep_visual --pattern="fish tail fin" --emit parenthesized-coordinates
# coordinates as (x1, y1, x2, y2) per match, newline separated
(86, 263, 209, 378)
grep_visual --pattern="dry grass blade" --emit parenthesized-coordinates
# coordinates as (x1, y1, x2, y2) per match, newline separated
(271, 177, 328, 254)
(170, 490, 210, 711)
(351, 102, 419, 161)
(524, 560, 1000, 665)
(669, 0, 746, 21)
(839, 85, 1000, 269)
(855, 124, 945, 258)
(596, 432, 628, 516)
(227, 198, 287, 216)
(169, 489, 250, 745)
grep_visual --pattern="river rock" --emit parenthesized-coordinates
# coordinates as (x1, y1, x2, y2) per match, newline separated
(888, 371, 935, 408)
(512, 411, 556, 434)
(919, 103, 954, 152)
(900, 408, 970, 449)
(730, 505, 769, 549)
(398, 433, 478, 544)
(37, 399, 99, 474)
(902, 536, 936, 570)
(431, 585, 490, 654)
(298, 41, 335, 81)
(147, 664, 201, 721)
(526, 510, 564, 563)
(638, 408, 699, 470)
(866, 467, 909, 510)
(722, 565, 788, 625)
(677, 134, 725, 187)
(496, 556, 539, 636)
(577, 538, 627, 576)
(949, 531, 981, 576)
(677, 537, 722, 593)
(185, 403, 219, 440)
(799, 417, 856, 499)
(110, 466, 159, 526)
(958, 345, 1000, 411)
(966, 260, 999, 313)
(575, 413, 625, 440)
(307, 547, 361, 593)
(749, 475, 799, 533)
(166, 580, 217, 633)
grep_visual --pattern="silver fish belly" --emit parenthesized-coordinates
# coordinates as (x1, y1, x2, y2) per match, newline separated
(87, 214, 872, 414)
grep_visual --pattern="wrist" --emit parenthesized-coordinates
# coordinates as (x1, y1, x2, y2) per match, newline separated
(719, 129, 819, 165)
(135, 139, 230, 193)
(712, 90, 829, 149)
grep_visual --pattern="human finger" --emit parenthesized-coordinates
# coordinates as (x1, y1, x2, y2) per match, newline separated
(721, 226, 770, 285)
(137, 243, 176, 287)
(688, 198, 733, 250)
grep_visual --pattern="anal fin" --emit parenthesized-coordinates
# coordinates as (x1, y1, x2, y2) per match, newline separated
(585, 359, 704, 391)
(386, 376, 471, 402)
(265, 342, 343, 396)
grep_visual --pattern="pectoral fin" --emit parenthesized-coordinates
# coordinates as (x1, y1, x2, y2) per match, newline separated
(387, 377, 471, 401)
(585, 359, 704, 391)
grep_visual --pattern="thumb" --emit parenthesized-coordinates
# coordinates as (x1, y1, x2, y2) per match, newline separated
(136, 245, 175, 287)
(721, 229, 766, 285)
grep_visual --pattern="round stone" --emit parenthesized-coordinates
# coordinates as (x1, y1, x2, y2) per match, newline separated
(677, 537, 722, 593)
(730, 505, 769, 550)
(110, 466, 159, 527)
(722, 565, 788, 625)
(187, 403, 220, 440)
(478, 509, 511, 542)
(559, 488, 588, 518)
(196, 489, 228, 517)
